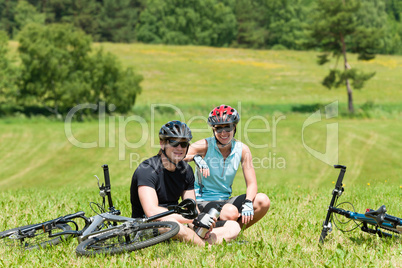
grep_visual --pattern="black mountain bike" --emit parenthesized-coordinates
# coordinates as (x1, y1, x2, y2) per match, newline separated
(0, 165, 198, 256)
(319, 165, 402, 244)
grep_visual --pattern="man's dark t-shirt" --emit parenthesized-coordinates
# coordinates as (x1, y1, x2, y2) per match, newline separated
(130, 155, 195, 218)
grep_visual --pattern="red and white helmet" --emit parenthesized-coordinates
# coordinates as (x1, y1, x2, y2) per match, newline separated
(207, 105, 240, 127)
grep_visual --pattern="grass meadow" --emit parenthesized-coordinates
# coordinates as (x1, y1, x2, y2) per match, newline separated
(1, 42, 402, 267)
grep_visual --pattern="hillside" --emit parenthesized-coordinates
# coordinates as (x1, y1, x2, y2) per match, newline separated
(1, 43, 401, 268)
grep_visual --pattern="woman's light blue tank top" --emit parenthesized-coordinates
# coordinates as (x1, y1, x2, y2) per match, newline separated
(195, 137, 243, 201)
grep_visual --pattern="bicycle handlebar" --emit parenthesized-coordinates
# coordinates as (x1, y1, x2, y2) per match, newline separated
(169, 198, 198, 219)
(146, 199, 198, 222)
(102, 164, 111, 189)
(333, 165, 346, 191)
(101, 164, 118, 214)
(334, 165, 346, 169)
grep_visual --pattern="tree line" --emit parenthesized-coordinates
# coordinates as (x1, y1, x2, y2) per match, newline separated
(0, 0, 400, 117)
(1, 0, 402, 55)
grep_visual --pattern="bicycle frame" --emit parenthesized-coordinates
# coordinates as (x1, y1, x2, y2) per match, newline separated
(320, 165, 401, 243)
(77, 204, 191, 243)
(328, 207, 400, 238)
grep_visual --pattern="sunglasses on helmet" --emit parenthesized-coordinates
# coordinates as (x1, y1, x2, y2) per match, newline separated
(214, 125, 234, 133)
(167, 139, 190, 148)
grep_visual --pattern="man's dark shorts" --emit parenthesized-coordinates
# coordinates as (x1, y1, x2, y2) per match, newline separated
(196, 194, 246, 227)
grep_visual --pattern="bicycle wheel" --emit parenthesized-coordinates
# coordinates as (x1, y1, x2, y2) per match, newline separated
(0, 223, 72, 250)
(76, 221, 180, 257)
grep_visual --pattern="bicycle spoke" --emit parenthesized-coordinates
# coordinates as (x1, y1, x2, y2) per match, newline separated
(76, 222, 179, 256)
(1, 224, 72, 250)
(86, 231, 140, 251)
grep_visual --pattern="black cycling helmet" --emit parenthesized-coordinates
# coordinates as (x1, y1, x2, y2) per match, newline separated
(207, 105, 240, 127)
(159, 120, 192, 141)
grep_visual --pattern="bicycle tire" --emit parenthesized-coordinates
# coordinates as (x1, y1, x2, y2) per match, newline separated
(76, 221, 180, 257)
(0, 224, 37, 238)
(0, 223, 72, 250)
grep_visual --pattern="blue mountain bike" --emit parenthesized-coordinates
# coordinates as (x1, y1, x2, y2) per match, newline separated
(319, 165, 402, 244)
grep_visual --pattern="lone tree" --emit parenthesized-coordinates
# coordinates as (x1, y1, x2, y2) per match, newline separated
(310, 0, 383, 113)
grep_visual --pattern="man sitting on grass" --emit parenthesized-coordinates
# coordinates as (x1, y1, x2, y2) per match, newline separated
(130, 120, 240, 246)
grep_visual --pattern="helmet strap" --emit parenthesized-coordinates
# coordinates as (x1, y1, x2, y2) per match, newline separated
(213, 132, 232, 147)
(161, 149, 178, 168)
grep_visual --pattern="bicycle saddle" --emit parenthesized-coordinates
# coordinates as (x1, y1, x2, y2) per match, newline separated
(365, 205, 386, 226)
(176, 199, 198, 220)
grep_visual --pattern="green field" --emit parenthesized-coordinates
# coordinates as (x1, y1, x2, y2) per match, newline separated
(1, 115, 401, 190)
(1, 43, 401, 267)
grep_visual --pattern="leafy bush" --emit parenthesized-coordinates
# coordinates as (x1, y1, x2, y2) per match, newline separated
(17, 23, 143, 118)
(136, 0, 237, 47)
(0, 31, 18, 108)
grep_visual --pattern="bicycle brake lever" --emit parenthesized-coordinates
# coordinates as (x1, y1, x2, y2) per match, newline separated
(95, 175, 107, 197)
(95, 175, 101, 188)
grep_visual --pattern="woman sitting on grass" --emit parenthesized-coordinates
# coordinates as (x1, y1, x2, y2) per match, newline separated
(185, 105, 270, 229)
